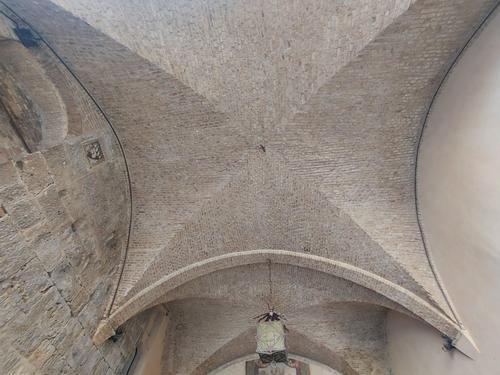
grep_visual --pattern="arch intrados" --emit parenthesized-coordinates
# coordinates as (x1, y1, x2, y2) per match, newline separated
(195, 328, 359, 375)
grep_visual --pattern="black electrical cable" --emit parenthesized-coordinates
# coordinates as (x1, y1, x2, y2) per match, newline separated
(125, 347, 138, 375)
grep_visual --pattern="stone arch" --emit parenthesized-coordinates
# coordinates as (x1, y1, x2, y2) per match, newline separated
(193, 328, 359, 375)
(94, 249, 462, 344)
(0, 38, 68, 155)
(163, 298, 392, 374)
(152, 262, 417, 317)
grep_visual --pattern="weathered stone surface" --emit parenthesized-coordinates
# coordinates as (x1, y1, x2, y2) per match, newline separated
(1, 347, 38, 375)
(0, 216, 34, 282)
(0, 6, 140, 374)
(27, 228, 66, 273)
(7, 286, 70, 356)
(78, 280, 113, 335)
(37, 185, 70, 228)
(0, 258, 52, 318)
(28, 339, 57, 370)
(99, 339, 126, 373)
(41, 143, 68, 187)
(50, 258, 82, 302)
(0, 182, 29, 206)
(40, 352, 72, 375)
(65, 330, 95, 369)
(17, 152, 53, 196)
(91, 359, 111, 375)
(0, 160, 20, 187)
(7, 197, 45, 230)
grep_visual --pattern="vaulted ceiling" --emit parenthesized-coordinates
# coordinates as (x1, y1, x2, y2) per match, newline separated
(2, 0, 497, 372)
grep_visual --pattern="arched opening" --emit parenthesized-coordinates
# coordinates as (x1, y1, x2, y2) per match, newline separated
(0, 37, 68, 160)
(211, 354, 344, 375)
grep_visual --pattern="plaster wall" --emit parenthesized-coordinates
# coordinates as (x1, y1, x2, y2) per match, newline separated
(388, 5, 500, 375)
(129, 307, 168, 375)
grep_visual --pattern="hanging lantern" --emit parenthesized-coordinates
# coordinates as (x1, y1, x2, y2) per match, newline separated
(255, 261, 298, 369)
(255, 310, 298, 369)
(256, 312, 287, 363)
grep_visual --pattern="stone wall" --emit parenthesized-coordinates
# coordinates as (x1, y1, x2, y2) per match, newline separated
(0, 10, 149, 374)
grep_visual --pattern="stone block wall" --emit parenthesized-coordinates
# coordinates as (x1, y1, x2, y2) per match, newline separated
(0, 9, 149, 374)
(0, 131, 146, 375)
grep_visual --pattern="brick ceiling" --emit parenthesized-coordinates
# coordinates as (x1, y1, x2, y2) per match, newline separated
(4, 0, 496, 361)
